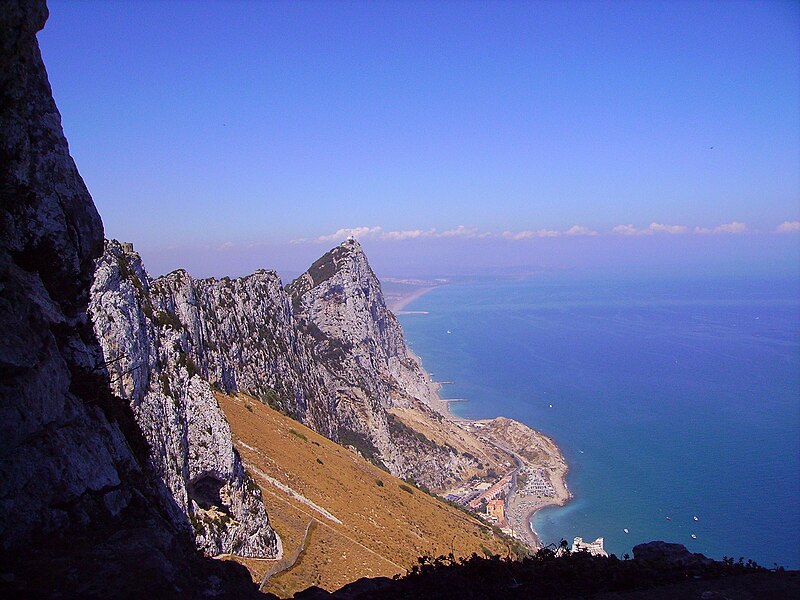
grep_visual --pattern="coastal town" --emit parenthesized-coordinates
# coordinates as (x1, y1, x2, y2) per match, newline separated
(443, 451, 607, 557)
(437, 416, 572, 550)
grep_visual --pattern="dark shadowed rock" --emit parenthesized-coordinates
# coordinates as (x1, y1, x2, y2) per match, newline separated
(0, 1, 262, 596)
(633, 540, 714, 567)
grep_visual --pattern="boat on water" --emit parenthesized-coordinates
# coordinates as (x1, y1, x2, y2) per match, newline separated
(691, 534, 697, 539)
(623, 528, 629, 534)
(693, 516, 699, 521)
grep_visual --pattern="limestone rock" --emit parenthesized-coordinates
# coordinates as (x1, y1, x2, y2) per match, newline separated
(91, 237, 484, 493)
(90, 240, 281, 558)
(287, 238, 478, 488)
(0, 0, 127, 549)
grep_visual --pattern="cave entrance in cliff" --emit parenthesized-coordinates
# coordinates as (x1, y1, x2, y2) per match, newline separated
(187, 473, 228, 513)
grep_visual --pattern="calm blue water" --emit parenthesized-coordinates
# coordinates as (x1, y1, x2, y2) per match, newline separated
(398, 275, 800, 569)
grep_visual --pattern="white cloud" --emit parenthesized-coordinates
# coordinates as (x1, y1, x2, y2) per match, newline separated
(776, 221, 800, 233)
(612, 224, 641, 236)
(648, 222, 689, 234)
(439, 225, 479, 238)
(501, 225, 594, 240)
(381, 229, 430, 240)
(295, 219, 763, 245)
(612, 223, 688, 236)
(317, 226, 384, 242)
(291, 226, 384, 244)
(292, 224, 489, 244)
(502, 229, 559, 240)
(564, 225, 598, 236)
(694, 222, 747, 235)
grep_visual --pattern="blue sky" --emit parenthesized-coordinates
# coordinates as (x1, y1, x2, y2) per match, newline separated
(39, 0, 799, 278)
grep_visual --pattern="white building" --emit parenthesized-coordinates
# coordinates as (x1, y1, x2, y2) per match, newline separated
(572, 536, 608, 557)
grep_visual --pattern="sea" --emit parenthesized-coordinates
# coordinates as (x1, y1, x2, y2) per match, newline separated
(397, 274, 800, 569)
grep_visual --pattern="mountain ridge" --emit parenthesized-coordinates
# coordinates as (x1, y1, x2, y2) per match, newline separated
(88, 237, 566, 562)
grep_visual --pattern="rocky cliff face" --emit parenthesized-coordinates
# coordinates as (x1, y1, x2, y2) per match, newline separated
(0, 2, 261, 596)
(0, 0, 113, 549)
(287, 239, 479, 488)
(91, 241, 283, 557)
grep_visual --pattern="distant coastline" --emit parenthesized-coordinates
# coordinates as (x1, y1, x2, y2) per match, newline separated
(390, 286, 437, 313)
(383, 278, 449, 314)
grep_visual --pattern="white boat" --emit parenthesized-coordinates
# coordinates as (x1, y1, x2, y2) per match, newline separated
(623, 528, 629, 534)
(691, 534, 697, 539)
(693, 516, 699, 521)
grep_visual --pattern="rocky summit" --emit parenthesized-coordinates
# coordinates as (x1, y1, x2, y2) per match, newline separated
(91, 241, 284, 558)
(287, 238, 483, 488)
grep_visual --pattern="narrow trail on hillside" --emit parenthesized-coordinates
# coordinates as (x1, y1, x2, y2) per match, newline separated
(260, 519, 317, 590)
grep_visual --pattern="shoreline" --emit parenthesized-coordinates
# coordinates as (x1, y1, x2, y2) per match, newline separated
(387, 285, 437, 313)
(426, 379, 571, 550)
(390, 278, 571, 551)
(506, 460, 571, 549)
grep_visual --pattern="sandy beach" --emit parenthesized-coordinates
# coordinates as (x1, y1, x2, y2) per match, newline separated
(505, 462, 571, 549)
(387, 286, 437, 313)
(424, 376, 571, 550)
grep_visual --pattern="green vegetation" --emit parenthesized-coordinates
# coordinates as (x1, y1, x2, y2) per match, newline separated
(115, 252, 154, 319)
(305, 246, 346, 287)
(159, 373, 171, 397)
(375, 479, 384, 487)
(243, 472, 260, 494)
(402, 477, 430, 495)
(258, 387, 281, 409)
(399, 483, 415, 495)
(390, 546, 769, 599)
(288, 428, 308, 442)
(338, 427, 387, 470)
(176, 351, 200, 378)
(386, 413, 434, 447)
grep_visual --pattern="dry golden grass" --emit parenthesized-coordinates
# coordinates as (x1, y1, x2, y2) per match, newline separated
(216, 392, 509, 597)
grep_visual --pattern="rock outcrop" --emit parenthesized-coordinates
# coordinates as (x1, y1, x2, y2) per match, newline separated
(633, 540, 714, 567)
(1, 0, 110, 548)
(0, 2, 262, 596)
(90, 241, 286, 557)
(287, 239, 481, 488)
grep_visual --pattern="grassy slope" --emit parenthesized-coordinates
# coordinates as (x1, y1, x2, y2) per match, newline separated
(216, 392, 510, 598)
